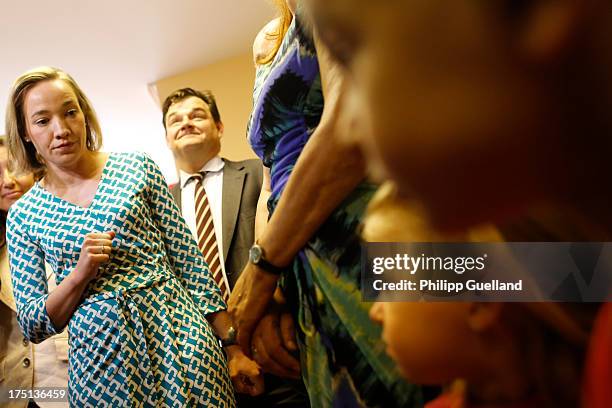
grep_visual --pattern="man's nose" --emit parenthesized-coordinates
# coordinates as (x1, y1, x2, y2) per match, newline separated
(180, 117, 195, 130)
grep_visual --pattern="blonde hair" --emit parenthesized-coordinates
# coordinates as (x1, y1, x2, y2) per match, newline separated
(256, 0, 293, 65)
(1, 135, 8, 242)
(5, 66, 102, 175)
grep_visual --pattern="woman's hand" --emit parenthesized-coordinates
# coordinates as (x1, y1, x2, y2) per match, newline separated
(226, 345, 264, 396)
(46, 230, 115, 331)
(228, 262, 279, 354)
(73, 231, 115, 284)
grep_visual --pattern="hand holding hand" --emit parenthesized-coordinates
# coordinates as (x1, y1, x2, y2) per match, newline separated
(228, 262, 279, 354)
(251, 301, 301, 379)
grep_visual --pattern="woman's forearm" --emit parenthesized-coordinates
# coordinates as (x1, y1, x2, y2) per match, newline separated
(255, 30, 366, 267)
(258, 123, 365, 267)
(45, 271, 91, 331)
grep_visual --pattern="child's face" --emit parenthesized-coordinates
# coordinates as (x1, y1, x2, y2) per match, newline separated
(370, 301, 480, 384)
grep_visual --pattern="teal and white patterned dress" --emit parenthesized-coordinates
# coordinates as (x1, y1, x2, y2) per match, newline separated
(7, 152, 234, 407)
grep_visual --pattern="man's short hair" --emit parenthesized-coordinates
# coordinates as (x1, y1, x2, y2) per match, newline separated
(162, 88, 222, 128)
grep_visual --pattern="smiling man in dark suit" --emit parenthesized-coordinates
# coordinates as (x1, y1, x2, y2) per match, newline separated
(163, 88, 262, 293)
(162, 88, 307, 407)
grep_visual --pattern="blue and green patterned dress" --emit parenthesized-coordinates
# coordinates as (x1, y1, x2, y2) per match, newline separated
(7, 152, 234, 407)
(247, 12, 422, 408)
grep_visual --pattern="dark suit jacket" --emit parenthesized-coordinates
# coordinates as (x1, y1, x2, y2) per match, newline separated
(173, 159, 309, 407)
(170, 158, 263, 289)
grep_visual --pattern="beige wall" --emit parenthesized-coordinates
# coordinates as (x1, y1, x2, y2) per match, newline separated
(152, 52, 258, 161)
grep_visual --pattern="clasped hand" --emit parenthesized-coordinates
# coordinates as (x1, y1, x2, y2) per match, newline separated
(226, 345, 265, 396)
(74, 231, 115, 283)
(229, 263, 301, 379)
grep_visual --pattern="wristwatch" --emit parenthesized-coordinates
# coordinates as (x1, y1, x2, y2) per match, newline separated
(220, 326, 238, 347)
(249, 243, 285, 275)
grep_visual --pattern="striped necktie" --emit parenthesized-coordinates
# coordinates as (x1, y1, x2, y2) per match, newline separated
(191, 172, 229, 301)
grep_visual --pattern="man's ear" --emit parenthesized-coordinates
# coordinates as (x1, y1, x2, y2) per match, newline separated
(513, 0, 586, 62)
(217, 122, 224, 138)
(467, 302, 503, 332)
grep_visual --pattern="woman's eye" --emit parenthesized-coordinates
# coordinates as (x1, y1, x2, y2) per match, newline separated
(66, 109, 78, 117)
(34, 118, 49, 126)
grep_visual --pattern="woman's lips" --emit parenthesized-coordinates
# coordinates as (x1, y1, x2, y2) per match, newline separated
(54, 141, 74, 150)
(2, 191, 23, 200)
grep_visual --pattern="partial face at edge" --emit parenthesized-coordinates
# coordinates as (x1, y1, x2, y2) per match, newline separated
(0, 146, 34, 212)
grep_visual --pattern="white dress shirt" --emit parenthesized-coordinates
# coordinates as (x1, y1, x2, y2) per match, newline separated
(178, 157, 230, 293)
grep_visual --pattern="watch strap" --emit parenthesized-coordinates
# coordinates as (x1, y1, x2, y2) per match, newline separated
(250, 244, 285, 275)
(255, 257, 285, 275)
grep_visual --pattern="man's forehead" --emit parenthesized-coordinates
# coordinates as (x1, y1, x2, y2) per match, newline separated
(167, 96, 210, 116)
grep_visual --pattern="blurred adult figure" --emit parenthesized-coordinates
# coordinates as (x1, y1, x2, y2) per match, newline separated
(306, 0, 612, 406)
(307, 0, 612, 236)
(228, 1, 421, 406)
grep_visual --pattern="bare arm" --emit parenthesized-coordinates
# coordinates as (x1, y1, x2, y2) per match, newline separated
(229, 33, 366, 352)
(251, 167, 302, 377)
(44, 277, 89, 331)
(46, 232, 114, 330)
(46, 274, 90, 331)
(257, 35, 365, 267)
(207, 310, 264, 396)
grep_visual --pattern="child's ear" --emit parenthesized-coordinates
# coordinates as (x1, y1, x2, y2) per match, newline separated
(467, 302, 503, 332)
(510, 0, 586, 62)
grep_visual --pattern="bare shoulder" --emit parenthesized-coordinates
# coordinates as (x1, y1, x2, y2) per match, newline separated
(253, 18, 282, 65)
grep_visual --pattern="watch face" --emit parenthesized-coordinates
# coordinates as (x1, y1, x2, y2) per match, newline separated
(227, 326, 236, 341)
(249, 245, 262, 263)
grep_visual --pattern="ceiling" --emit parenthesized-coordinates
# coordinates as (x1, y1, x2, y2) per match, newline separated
(0, 0, 273, 182)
